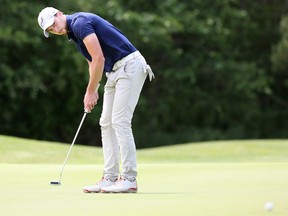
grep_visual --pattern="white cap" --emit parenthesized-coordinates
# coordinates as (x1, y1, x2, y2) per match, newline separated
(38, 7, 58, 38)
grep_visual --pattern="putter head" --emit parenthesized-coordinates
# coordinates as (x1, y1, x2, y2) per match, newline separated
(50, 181, 61, 185)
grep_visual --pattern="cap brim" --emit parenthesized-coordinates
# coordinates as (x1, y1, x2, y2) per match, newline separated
(43, 17, 55, 38)
(44, 30, 49, 38)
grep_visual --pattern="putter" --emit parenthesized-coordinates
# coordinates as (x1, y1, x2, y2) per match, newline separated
(50, 109, 88, 185)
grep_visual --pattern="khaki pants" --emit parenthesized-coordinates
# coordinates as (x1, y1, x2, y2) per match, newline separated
(100, 51, 153, 181)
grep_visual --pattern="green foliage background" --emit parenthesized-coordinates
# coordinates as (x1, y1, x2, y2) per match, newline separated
(1, 0, 288, 148)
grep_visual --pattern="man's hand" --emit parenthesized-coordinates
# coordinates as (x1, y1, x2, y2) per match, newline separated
(84, 91, 99, 113)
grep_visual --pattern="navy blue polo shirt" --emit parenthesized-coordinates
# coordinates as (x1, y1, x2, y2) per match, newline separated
(66, 12, 137, 72)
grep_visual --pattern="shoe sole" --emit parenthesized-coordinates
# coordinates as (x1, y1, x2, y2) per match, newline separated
(101, 188, 137, 193)
(83, 189, 101, 193)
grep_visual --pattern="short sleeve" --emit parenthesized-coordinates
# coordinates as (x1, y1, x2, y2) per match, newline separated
(73, 16, 95, 40)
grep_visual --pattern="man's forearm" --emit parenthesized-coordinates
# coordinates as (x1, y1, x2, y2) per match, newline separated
(86, 57, 104, 93)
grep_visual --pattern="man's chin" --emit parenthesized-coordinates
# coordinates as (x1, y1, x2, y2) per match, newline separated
(62, 28, 68, 34)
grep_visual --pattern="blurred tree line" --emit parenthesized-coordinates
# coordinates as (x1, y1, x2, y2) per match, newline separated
(1, 0, 288, 148)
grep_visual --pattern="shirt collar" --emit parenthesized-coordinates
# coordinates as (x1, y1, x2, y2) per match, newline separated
(66, 15, 73, 41)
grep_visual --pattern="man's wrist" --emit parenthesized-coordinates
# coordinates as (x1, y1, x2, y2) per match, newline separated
(86, 83, 100, 94)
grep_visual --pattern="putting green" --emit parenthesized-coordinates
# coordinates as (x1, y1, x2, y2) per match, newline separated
(0, 163, 287, 216)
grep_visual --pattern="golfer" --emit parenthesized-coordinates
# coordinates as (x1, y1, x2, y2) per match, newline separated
(38, 7, 154, 193)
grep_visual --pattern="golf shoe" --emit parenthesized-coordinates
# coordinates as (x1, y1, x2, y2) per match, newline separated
(83, 177, 116, 193)
(101, 177, 137, 193)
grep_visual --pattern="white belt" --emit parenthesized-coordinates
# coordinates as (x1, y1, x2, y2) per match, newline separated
(112, 50, 155, 81)
(112, 51, 141, 71)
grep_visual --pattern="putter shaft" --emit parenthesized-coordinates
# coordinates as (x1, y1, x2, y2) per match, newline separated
(58, 111, 88, 183)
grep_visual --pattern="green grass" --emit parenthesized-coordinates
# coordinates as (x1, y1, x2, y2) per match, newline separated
(0, 135, 287, 216)
(1, 135, 288, 163)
